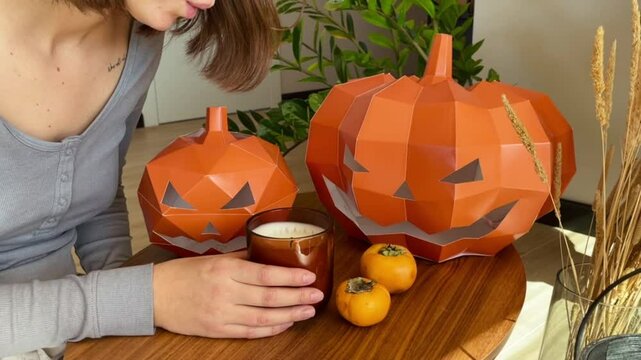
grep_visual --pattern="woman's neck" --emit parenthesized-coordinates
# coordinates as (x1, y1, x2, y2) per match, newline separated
(0, 0, 125, 54)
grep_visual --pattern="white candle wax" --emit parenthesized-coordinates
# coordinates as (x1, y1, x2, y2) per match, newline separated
(252, 221, 324, 239)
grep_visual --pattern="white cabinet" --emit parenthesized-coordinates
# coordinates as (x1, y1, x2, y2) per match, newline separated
(143, 34, 282, 126)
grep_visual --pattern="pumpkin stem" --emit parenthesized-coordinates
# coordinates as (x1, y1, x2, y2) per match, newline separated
(421, 34, 453, 83)
(205, 106, 228, 134)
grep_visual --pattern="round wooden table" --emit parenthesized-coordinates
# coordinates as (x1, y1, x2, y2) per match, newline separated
(65, 193, 526, 360)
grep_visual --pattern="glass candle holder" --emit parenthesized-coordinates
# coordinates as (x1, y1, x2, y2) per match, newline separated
(246, 207, 334, 310)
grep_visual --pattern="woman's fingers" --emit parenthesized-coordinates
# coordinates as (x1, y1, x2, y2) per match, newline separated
(233, 305, 316, 327)
(236, 284, 324, 307)
(219, 322, 295, 339)
(231, 260, 316, 287)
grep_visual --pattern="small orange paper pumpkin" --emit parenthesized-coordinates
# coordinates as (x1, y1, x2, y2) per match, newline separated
(138, 107, 298, 257)
(306, 34, 575, 262)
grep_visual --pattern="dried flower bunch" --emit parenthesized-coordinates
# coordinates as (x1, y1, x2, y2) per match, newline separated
(504, 0, 641, 355)
(587, 0, 641, 303)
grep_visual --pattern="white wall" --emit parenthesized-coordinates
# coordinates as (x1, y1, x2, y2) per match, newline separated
(143, 33, 282, 126)
(474, 0, 632, 204)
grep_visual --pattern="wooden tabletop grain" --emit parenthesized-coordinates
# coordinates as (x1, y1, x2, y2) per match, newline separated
(65, 192, 526, 360)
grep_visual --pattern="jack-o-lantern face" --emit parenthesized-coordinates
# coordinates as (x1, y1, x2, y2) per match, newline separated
(138, 107, 298, 257)
(306, 34, 575, 262)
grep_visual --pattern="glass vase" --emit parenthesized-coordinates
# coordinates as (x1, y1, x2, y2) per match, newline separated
(540, 263, 641, 360)
(539, 263, 594, 360)
(574, 267, 641, 359)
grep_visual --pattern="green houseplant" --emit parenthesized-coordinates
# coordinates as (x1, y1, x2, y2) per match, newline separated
(229, 0, 499, 155)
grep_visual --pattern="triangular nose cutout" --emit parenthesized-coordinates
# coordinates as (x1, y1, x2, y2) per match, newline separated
(441, 159, 483, 184)
(202, 222, 220, 235)
(162, 182, 194, 209)
(343, 146, 368, 172)
(394, 181, 415, 200)
(222, 182, 255, 209)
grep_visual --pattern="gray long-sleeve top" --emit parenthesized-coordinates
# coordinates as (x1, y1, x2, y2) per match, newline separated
(0, 22, 164, 356)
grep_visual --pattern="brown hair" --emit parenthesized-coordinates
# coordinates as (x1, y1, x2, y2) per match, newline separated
(58, 0, 281, 92)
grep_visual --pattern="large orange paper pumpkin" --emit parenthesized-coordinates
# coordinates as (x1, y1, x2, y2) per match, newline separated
(306, 34, 575, 262)
(138, 107, 298, 257)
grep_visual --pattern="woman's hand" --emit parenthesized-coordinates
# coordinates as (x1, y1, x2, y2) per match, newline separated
(152, 251, 323, 339)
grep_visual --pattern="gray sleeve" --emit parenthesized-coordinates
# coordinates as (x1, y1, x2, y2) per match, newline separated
(0, 264, 154, 356)
(75, 184, 133, 271)
(74, 95, 144, 272)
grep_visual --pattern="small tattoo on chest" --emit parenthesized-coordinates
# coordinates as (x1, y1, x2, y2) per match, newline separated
(107, 54, 127, 72)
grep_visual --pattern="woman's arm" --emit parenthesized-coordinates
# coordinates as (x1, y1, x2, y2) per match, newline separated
(0, 265, 154, 356)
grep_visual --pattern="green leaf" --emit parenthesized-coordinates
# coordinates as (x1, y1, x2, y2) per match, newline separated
(333, 46, 348, 82)
(278, 2, 300, 13)
(300, 75, 327, 83)
(307, 14, 334, 24)
(368, 33, 394, 49)
(341, 50, 358, 62)
(325, 26, 350, 39)
(367, 0, 377, 11)
(398, 47, 411, 69)
(249, 110, 265, 123)
(358, 41, 369, 53)
(281, 29, 292, 43)
(452, 17, 473, 37)
(325, 0, 351, 11)
(420, 28, 435, 41)
(266, 108, 284, 121)
(346, 13, 356, 37)
(486, 68, 500, 82)
(463, 39, 484, 58)
(300, 56, 316, 63)
(236, 111, 257, 132)
(404, 19, 415, 30)
(281, 99, 309, 124)
(227, 118, 240, 132)
(317, 40, 325, 76)
(271, 64, 293, 71)
(313, 22, 320, 51)
(413, 0, 435, 18)
(308, 90, 330, 112)
(293, 21, 303, 64)
(396, 0, 413, 21)
(380, 0, 393, 15)
(260, 118, 283, 133)
(307, 63, 319, 72)
(355, 52, 372, 67)
(362, 10, 390, 29)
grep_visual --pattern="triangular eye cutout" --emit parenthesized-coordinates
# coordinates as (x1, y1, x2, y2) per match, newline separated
(441, 159, 483, 184)
(162, 182, 194, 209)
(202, 222, 220, 235)
(343, 146, 368, 173)
(394, 181, 415, 200)
(222, 182, 255, 209)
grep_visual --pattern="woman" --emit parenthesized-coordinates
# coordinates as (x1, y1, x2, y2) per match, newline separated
(0, 1, 323, 358)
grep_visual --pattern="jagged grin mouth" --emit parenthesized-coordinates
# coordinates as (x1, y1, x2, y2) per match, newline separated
(323, 176, 516, 246)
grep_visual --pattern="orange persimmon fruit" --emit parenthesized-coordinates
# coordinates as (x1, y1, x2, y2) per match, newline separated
(360, 243, 417, 294)
(336, 277, 391, 327)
